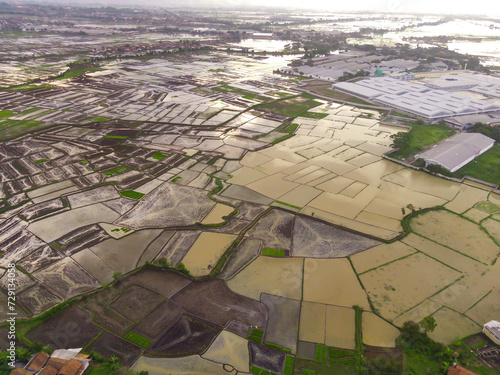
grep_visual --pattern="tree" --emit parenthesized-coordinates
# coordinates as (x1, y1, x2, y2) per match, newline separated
(390, 131, 413, 150)
(420, 315, 437, 334)
(112, 271, 122, 281)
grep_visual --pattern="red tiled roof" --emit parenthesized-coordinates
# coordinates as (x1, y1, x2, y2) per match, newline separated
(38, 365, 59, 375)
(59, 358, 84, 375)
(9, 369, 35, 375)
(27, 352, 49, 371)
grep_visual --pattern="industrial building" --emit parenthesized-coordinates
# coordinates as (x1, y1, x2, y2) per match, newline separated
(415, 133, 495, 172)
(422, 72, 500, 99)
(483, 320, 500, 346)
(333, 77, 500, 120)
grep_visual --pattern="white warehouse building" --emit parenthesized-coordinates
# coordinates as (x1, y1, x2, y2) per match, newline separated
(415, 133, 495, 172)
(333, 77, 500, 120)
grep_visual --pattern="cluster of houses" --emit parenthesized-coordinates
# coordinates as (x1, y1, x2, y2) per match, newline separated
(11, 349, 90, 375)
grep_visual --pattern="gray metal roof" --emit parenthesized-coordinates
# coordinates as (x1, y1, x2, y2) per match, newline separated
(416, 133, 495, 171)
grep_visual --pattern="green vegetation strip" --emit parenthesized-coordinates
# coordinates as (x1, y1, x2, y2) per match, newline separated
(123, 332, 151, 348)
(103, 134, 126, 139)
(275, 200, 301, 210)
(284, 355, 295, 375)
(300, 112, 329, 119)
(262, 248, 286, 257)
(119, 190, 145, 200)
(264, 342, 292, 353)
(56, 66, 104, 80)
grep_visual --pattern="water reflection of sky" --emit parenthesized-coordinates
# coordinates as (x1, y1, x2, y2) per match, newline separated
(232, 39, 292, 52)
(345, 19, 500, 66)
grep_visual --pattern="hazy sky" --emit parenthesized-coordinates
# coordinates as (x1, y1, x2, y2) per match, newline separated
(14, 0, 500, 17)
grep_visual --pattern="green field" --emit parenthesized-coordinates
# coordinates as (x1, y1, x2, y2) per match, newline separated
(306, 85, 373, 106)
(248, 328, 264, 344)
(391, 123, 455, 159)
(123, 332, 151, 348)
(56, 66, 104, 80)
(152, 152, 168, 160)
(262, 248, 286, 257)
(93, 117, 110, 122)
(0, 110, 14, 118)
(0, 119, 45, 140)
(315, 344, 327, 362)
(119, 190, 145, 200)
(104, 166, 130, 176)
(255, 94, 322, 118)
(284, 355, 295, 375)
(453, 145, 500, 186)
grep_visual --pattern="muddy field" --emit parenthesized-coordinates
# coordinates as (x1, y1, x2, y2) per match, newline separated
(146, 314, 220, 357)
(292, 216, 380, 258)
(132, 300, 183, 341)
(109, 285, 165, 323)
(172, 279, 268, 329)
(87, 331, 143, 366)
(27, 306, 100, 349)
(115, 183, 216, 229)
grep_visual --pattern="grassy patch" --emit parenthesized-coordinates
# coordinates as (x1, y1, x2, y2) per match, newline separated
(0, 110, 14, 118)
(104, 166, 130, 176)
(123, 331, 151, 348)
(452, 145, 500, 186)
(474, 201, 500, 214)
(390, 110, 416, 119)
(56, 66, 104, 80)
(262, 248, 286, 257)
(255, 95, 322, 118)
(300, 112, 329, 119)
(274, 200, 301, 210)
(472, 341, 488, 350)
(93, 117, 110, 122)
(119, 190, 145, 200)
(391, 123, 454, 160)
(33, 159, 47, 163)
(307, 86, 373, 105)
(152, 152, 168, 160)
(18, 107, 42, 116)
(0, 119, 45, 140)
